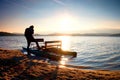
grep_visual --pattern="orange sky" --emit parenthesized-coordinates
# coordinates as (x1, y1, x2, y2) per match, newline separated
(0, 0, 120, 34)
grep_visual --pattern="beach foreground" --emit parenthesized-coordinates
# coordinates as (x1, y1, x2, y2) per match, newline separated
(0, 48, 120, 80)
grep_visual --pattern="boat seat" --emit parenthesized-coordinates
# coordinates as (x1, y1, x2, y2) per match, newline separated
(44, 40, 62, 49)
(33, 38, 44, 42)
(30, 39, 62, 50)
(30, 38, 44, 48)
(30, 38, 44, 43)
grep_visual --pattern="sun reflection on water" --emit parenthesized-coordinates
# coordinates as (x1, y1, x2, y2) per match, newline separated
(57, 36, 71, 51)
(56, 36, 71, 68)
(59, 56, 68, 68)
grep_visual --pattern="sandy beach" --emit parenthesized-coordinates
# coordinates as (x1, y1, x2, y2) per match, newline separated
(0, 48, 120, 80)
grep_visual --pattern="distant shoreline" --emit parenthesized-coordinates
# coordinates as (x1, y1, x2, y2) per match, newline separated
(0, 32, 120, 36)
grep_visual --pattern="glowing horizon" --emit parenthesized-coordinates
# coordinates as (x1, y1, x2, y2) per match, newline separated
(0, 0, 120, 34)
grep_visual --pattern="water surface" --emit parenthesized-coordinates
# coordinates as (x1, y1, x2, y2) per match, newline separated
(0, 36, 120, 70)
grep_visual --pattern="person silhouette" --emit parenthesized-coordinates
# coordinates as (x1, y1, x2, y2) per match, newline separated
(24, 25, 42, 55)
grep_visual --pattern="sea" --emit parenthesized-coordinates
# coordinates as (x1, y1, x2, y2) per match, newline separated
(0, 36, 120, 70)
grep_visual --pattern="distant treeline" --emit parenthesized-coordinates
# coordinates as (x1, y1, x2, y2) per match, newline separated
(0, 32, 120, 36)
(0, 32, 23, 36)
(47, 33, 120, 36)
(71, 33, 120, 36)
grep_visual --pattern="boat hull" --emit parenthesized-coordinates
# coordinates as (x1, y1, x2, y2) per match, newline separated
(44, 48, 77, 57)
(22, 47, 77, 61)
(23, 47, 61, 61)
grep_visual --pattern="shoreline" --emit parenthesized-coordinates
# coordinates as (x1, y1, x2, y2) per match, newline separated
(0, 48, 120, 80)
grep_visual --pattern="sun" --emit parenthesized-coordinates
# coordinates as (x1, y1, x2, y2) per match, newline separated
(58, 13, 78, 33)
(60, 16, 72, 26)
(38, 12, 80, 33)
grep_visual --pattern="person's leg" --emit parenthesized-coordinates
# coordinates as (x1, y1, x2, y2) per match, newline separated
(27, 41, 31, 55)
(30, 38, 41, 49)
(33, 39, 41, 49)
(35, 41, 41, 49)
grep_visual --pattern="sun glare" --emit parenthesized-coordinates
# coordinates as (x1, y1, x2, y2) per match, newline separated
(57, 36, 71, 51)
(59, 56, 68, 68)
(38, 12, 91, 34)
(58, 13, 78, 33)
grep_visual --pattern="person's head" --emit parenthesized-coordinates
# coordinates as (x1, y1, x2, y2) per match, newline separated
(29, 25, 34, 29)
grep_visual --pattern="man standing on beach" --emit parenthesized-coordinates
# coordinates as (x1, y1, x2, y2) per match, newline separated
(24, 25, 42, 55)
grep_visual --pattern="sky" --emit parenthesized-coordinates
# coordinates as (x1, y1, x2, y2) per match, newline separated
(0, 0, 120, 34)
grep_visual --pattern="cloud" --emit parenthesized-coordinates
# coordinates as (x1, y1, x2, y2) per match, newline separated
(53, 0, 66, 6)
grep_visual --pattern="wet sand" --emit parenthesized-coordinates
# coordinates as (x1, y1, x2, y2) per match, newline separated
(0, 48, 120, 80)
